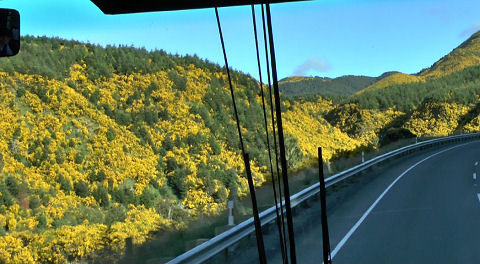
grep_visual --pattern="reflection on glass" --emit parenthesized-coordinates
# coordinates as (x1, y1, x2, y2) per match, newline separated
(0, 9, 19, 57)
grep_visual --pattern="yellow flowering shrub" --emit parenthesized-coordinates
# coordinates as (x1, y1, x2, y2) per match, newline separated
(283, 99, 362, 166)
(403, 102, 469, 136)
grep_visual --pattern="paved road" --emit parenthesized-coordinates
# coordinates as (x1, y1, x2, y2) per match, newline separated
(228, 140, 480, 264)
(331, 141, 480, 263)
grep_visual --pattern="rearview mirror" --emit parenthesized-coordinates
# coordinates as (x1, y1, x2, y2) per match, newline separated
(0, 9, 19, 57)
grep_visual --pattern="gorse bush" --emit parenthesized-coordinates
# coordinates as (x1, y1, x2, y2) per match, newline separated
(0, 31, 480, 264)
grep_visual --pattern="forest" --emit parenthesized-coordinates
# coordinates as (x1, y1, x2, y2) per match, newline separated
(0, 30, 480, 263)
(278, 71, 398, 98)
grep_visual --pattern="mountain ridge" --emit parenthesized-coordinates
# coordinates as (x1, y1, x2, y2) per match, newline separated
(359, 30, 480, 93)
(282, 30, 480, 97)
(278, 72, 398, 97)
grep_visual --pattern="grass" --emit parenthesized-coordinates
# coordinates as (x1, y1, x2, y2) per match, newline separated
(327, 137, 418, 176)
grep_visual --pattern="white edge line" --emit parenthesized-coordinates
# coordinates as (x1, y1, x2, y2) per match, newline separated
(474, 173, 477, 181)
(477, 193, 480, 204)
(330, 142, 472, 259)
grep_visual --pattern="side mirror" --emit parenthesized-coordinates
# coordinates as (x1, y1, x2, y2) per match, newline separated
(0, 9, 19, 57)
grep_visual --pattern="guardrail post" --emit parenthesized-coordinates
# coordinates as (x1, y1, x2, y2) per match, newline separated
(326, 158, 332, 173)
(228, 200, 234, 226)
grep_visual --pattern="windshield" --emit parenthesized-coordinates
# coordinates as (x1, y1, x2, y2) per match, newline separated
(0, 0, 480, 263)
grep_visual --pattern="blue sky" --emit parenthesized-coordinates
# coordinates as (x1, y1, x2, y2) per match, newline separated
(0, 0, 479, 80)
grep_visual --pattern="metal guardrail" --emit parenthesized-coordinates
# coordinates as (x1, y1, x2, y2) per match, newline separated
(167, 132, 480, 264)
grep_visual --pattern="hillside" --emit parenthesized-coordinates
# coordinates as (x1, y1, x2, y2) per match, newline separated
(0, 36, 365, 263)
(3, 30, 480, 263)
(348, 63, 480, 111)
(356, 73, 425, 94)
(402, 101, 469, 136)
(356, 30, 480, 95)
(419, 31, 480, 78)
(325, 104, 403, 143)
(282, 98, 361, 166)
(279, 74, 381, 97)
(320, 31, 480, 149)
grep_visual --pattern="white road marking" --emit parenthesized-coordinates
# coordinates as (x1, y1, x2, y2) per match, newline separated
(474, 173, 477, 181)
(330, 142, 472, 260)
(475, 162, 478, 166)
(477, 194, 480, 204)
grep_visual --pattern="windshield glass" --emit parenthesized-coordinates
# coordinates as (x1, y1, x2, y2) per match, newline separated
(0, 0, 480, 263)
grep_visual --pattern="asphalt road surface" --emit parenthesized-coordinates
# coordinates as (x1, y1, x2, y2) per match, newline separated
(228, 140, 480, 264)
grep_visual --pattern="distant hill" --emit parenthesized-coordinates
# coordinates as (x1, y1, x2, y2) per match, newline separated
(419, 31, 480, 78)
(282, 30, 480, 99)
(278, 72, 398, 97)
(356, 73, 425, 94)
(322, 31, 480, 151)
(357, 30, 480, 95)
(348, 63, 480, 111)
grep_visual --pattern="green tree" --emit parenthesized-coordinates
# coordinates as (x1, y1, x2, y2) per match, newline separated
(5, 176, 19, 197)
(0, 184, 14, 207)
(93, 184, 109, 207)
(284, 133, 304, 169)
(139, 187, 160, 208)
(74, 180, 89, 198)
(58, 174, 72, 193)
(104, 205, 127, 226)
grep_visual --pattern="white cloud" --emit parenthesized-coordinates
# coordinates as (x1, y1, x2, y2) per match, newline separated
(293, 57, 331, 76)
(459, 22, 480, 38)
